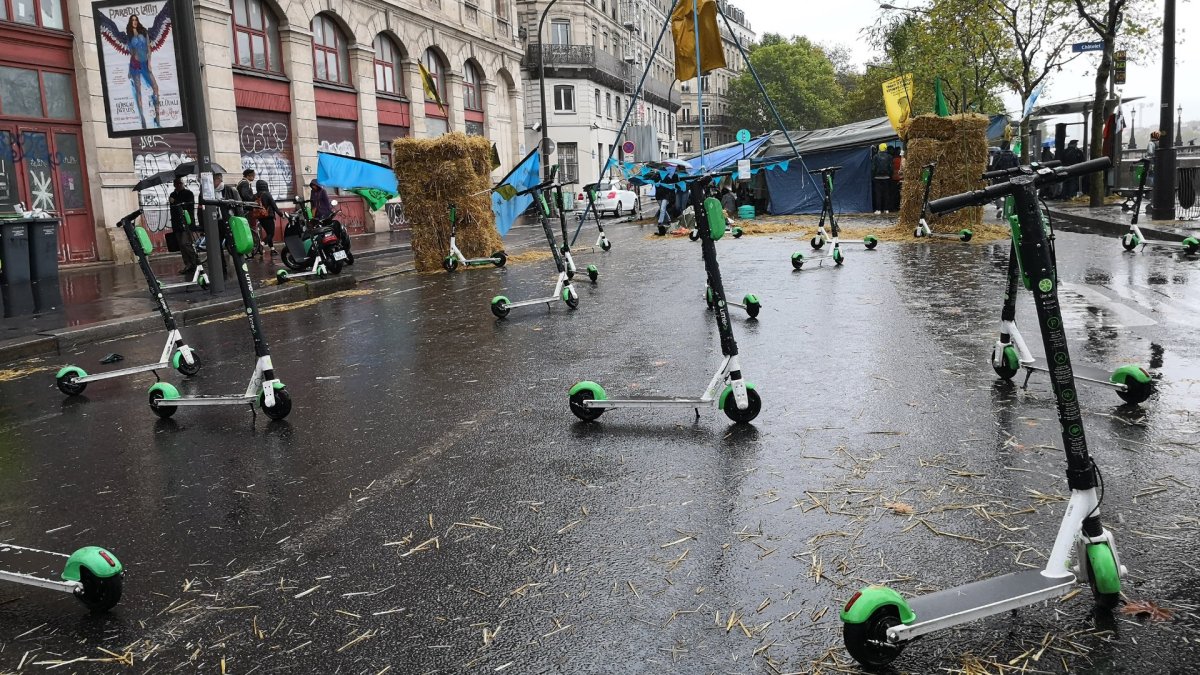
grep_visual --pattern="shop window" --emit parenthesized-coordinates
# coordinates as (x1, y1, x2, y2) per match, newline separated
(2, 0, 64, 30)
(230, 0, 282, 74)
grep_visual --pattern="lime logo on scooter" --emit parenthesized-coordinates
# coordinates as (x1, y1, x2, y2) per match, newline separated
(1038, 278, 1054, 293)
(1054, 352, 1068, 364)
(1047, 316, 1061, 330)
(1061, 388, 1076, 403)
(1069, 424, 1083, 437)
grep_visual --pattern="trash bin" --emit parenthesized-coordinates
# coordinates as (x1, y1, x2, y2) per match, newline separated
(26, 218, 61, 282)
(0, 220, 31, 285)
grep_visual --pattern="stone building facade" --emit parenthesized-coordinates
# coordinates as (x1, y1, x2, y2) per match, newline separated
(516, 0, 680, 189)
(0, 0, 524, 264)
(675, 0, 753, 156)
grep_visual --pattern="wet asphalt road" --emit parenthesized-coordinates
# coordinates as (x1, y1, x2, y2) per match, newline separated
(0, 219, 1199, 673)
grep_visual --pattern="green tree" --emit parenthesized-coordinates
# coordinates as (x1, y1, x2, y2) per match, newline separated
(1074, 0, 1159, 205)
(840, 62, 893, 123)
(724, 35, 845, 134)
(871, 1, 1011, 117)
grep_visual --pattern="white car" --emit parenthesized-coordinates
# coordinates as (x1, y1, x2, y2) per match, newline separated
(579, 181, 640, 217)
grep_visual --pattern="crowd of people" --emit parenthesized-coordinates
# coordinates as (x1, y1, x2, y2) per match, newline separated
(871, 144, 904, 215)
(166, 170, 335, 278)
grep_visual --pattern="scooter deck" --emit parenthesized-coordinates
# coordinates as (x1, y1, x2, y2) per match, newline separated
(894, 570, 1075, 641)
(589, 397, 708, 408)
(1023, 358, 1118, 388)
(0, 543, 73, 591)
(159, 280, 202, 290)
(161, 395, 257, 407)
(76, 361, 170, 382)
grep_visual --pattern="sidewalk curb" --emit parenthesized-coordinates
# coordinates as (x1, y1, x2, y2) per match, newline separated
(1048, 207, 1187, 242)
(0, 232, 560, 366)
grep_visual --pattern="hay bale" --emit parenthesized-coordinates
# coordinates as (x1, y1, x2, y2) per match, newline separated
(392, 133, 503, 272)
(899, 114, 989, 233)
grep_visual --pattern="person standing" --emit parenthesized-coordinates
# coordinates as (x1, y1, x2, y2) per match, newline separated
(872, 144, 892, 214)
(237, 169, 263, 255)
(1146, 130, 1161, 188)
(655, 177, 673, 232)
(1059, 140, 1086, 199)
(255, 179, 284, 256)
(309, 179, 334, 220)
(168, 177, 200, 276)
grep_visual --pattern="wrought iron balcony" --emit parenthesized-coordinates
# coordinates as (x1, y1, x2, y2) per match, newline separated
(524, 44, 680, 111)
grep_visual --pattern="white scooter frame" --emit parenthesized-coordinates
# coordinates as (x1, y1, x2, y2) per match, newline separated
(443, 203, 507, 272)
(159, 263, 210, 291)
(576, 354, 749, 418)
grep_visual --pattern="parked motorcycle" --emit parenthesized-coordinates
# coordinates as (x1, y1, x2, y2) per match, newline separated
(280, 198, 352, 275)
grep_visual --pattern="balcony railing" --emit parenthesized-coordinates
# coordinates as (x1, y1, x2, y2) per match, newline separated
(524, 44, 680, 111)
(678, 114, 735, 128)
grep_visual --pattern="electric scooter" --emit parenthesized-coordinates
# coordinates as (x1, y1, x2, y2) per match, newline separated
(705, 286, 761, 319)
(56, 209, 200, 396)
(1120, 158, 1200, 254)
(569, 172, 761, 424)
(443, 203, 507, 272)
(491, 168, 595, 318)
(986, 165, 1155, 405)
(790, 167, 879, 270)
(578, 182, 613, 251)
(912, 162, 973, 241)
(156, 208, 210, 291)
(840, 158, 1127, 668)
(0, 542, 124, 613)
(147, 202, 292, 420)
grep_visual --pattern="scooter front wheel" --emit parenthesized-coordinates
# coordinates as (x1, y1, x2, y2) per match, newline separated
(1121, 234, 1140, 251)
(843, 606, 905, 668)
(600, 239, 612, 251)
(75, 567, 123, 613)
(723, 387, 761, 424)
(443, 255, 459, 273)
(260, 386, 292, 421)
(992, 344, 1020, 380)
(172, 350, 201, 377)
(562, 287, 579, 310)
(491, 251, 507, 267)
(811, 236, 826, 250)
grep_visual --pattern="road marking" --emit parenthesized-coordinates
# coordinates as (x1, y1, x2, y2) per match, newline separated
(1059, 282, 1157, 327)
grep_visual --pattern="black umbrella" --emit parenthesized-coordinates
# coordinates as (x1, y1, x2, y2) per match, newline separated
(133, 160, 228, 192)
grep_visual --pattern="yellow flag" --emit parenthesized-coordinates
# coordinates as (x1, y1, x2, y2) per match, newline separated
(419, 62, 447, 115)
(671, 0, 726, 82)
(882, 74, 915, 133)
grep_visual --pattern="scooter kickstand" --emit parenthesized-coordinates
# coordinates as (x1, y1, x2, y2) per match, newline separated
(694, 407, 700, 420)
(1021, 368, 1033, 389)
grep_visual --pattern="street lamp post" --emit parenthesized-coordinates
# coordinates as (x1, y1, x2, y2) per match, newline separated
(1177, 105, 1184, 146)
(1151, 0, 1176, 220)
(1128, 107, 1137, 149)
(537, 0, 560, 181)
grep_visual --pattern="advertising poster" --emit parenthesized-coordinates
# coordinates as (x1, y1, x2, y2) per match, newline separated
(93, 0, 188, 137)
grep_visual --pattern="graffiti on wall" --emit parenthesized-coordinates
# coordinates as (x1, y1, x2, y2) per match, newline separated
(237, 115, 295, 201)
(132, 133, 197, 232)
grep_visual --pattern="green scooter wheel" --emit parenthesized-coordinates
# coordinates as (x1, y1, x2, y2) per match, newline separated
(732, 227, 743, 238)
(443, 255, 458, 272)
(74, 566, 123, 613)
(1085, 542, 1121, 609)
(148, 383, 180, 419)
(568, 382, 606, 422)
(587, 265, 598, 282)
(490, 296, 510, 319)
(172, 349, 201, 377)
(56, 366, 88, 396)
(863, 235, 878, 250)
(743, 294, 761, 320)
(958, 229, 973, 242)
(197, 274, 209, 289)
(992, 344, 1020, 380)
(843, 606, 905, 667)
(1121, 234, 1140, 251)
(832, 248, 844, 265)
(491, 251, 507, 268)
(721, 385, 761, 424)
(562, 287, 579, 310)
(1112, 365, 1153, 405)
(600, 239, 612, 251)
(811, 236, 825, 250)
(790, 252, 805, 270)
(259, 383, 292, 421)
(1182, 237, 1199, 255)
(276, 269, 289, 284)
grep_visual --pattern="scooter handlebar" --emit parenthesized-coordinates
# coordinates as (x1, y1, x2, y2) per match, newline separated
(980, 160, 1062, 180)
(931, 157, 1111, 214)
(807, 165, 842, 175)
(120, 209, 144, 224)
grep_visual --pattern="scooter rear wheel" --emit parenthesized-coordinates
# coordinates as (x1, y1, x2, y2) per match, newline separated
(75, 567, 123, 613)
(843, 606, 905, 668)
(56, 368, 87, 396)
(149, 389, 178, 419)
(492, 251, 507, 267)
(569, 390, 605, 422)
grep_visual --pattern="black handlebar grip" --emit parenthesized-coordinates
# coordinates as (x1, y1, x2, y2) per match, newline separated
(807, 165, 842, 175)
(1055, 156, 1111, 179)
(980, 159, 1063, 180)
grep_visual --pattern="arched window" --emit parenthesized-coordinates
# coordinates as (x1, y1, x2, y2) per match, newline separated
(462, 62, 482, 112)
(422, 49, 445, 104)
(230, 0, 282, 73)
(311, 14, 349, 85)
(373, 35, 404, 96)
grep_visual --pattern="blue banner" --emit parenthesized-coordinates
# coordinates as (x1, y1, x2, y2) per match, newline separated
(492, 149, 540, 237)
(316, 152, 398, 194)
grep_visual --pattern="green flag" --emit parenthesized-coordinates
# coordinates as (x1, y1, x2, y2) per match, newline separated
(934, 78, 950, 117)
(350, 187, 396, 211)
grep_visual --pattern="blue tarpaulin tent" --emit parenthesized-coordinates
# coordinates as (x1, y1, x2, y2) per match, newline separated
(754, 117, 899, 215)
